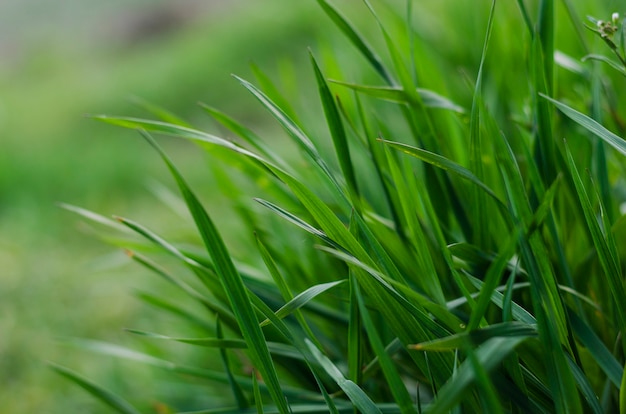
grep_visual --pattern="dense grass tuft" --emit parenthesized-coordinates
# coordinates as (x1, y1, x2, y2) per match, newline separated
(61, 1, 626, 412)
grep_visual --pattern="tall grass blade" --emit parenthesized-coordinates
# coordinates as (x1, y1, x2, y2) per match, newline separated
(542, 94, 626, 157)
(304, 339, 382, 413)
(352, 278, 418, 414)
(140, 131, 290, 413)
(310, 52, 359, 198)
(259, 280, 346, 327)
(564, 143, 626, 347)
(315, 0, 393, 84)
(329, 81, 465, 112)
(217, 317, 250, 409)
(422, 337, 526, 414)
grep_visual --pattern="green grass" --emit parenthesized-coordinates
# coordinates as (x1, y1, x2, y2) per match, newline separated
(0, 2, 331, 413)
(50, 0, 626, 412)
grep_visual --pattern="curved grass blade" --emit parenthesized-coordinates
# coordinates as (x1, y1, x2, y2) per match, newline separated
(565, 355, 603, 413)
(233, 75, 349, 211)
(329, 81, 465, 113)
(49, 363, 141, 414)
(410, 322, 537, 352)
(582, 54, 626, 76)
(423, 337, 526, 414)
(541, 94, 626, 157)
(126, 329, 303, 361)
(311, 52, 359, 198)
(135, 291, 215, 333)
(304, 339, 382, 413)
(216, 317, 249, 409)
(199, 104, 288, 169)
(352, 278, 418, 414)
(140, 131, 290, 413)
(63, 339, 322, 401)
(315, 0, 393, 84)
(564, 143, 626, 350)
(259, 280, 346, 327)
(129, 95, 193, 127)
(382, 139, 506, 211)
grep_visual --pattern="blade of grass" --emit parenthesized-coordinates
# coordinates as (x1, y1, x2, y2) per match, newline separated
(217, 317, 250, 409)
(411, 322, 537, 351)
(49, 364, 142, 414)
(140, 131, 290, 413)
(329, 81, 465, 113)
(259, 280, 346, 327)
(541, 94, 626, 157)
(382, 139, 506, 212)
(311, 52, 359, 199)
(304, 339, 382, 413)
(352, 278, 418, 414)
(422, 337, 526, 414)
(468, 0, 497, 250)
(564, 143, 626, 351)
(315, 0, 393, 84)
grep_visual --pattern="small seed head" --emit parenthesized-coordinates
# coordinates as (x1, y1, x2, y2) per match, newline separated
(612, 12, 620, 25)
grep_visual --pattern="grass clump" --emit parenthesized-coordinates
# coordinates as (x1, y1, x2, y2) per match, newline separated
(60, 0, 626, 412)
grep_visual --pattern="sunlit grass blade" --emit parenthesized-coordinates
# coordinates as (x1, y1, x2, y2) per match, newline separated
(94, 115, 269, 165)
(140, 131, 290, 413)
(49, 364, 142, 414)
(59, 203, 130, 233)
(329, 81, 465, 112)
(583, 54, 626, 76)
(259, 280, 346, 327)
(568, 307, 623, 387)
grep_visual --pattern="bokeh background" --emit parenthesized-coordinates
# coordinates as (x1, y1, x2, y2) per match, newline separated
(0, 1, 328, 412)
(1, 0, 621, 412)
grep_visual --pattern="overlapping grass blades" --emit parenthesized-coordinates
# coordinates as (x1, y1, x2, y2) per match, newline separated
(61, 0, 626, 412)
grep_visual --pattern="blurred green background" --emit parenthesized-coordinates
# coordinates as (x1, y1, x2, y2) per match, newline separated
(0, 1, 328, 412)
(1, 0, 622, 412)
